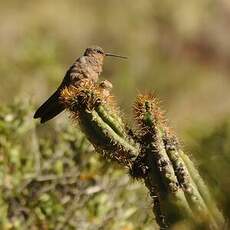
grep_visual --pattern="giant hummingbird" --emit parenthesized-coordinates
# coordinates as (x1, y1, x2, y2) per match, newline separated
(34, 46, 126, 123)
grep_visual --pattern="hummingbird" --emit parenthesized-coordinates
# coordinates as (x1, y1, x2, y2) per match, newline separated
(33, 46, 127, 123)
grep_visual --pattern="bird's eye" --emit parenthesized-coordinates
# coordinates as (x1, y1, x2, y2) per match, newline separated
(97, 50, 103, 54)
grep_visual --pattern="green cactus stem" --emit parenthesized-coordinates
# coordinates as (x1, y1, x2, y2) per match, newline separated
(133, 93, 225, 229)
(162, 133, 220, 229)
(179, 150, 225, 227)
(133, 94, 193, 225)
(95, 104, 126, 138)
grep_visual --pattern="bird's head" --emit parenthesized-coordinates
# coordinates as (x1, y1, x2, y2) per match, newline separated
(84, 46, 127, 63)
(84, 46, 105, 59)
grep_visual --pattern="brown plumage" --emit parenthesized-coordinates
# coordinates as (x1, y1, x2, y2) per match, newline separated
(34, 46, 127, 123)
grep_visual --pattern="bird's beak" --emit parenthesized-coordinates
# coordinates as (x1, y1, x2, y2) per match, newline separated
(105, 53, 128, 59)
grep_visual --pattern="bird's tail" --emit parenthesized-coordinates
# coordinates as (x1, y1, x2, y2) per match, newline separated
(34, 90, 65, 123)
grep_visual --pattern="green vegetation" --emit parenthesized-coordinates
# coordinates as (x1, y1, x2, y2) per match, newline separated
(0, 101, 155, 229)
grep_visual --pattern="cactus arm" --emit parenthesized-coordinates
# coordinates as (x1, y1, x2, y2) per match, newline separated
(78, 109, 139, 165)
(133, 96, 193, 225)
(95, 104, 126, 138)
(164, 140, 219, 228)
(179, 150, 225, 227)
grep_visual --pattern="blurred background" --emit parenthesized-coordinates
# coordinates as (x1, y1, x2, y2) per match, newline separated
(0, 0, 230, 229)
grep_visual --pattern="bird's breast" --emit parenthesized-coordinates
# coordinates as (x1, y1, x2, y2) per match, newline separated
(69, 57, 102, 84)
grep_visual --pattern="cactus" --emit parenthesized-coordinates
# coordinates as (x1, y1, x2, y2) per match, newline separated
(60, 79, 225, 229)
(133, 94, 225, 229)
